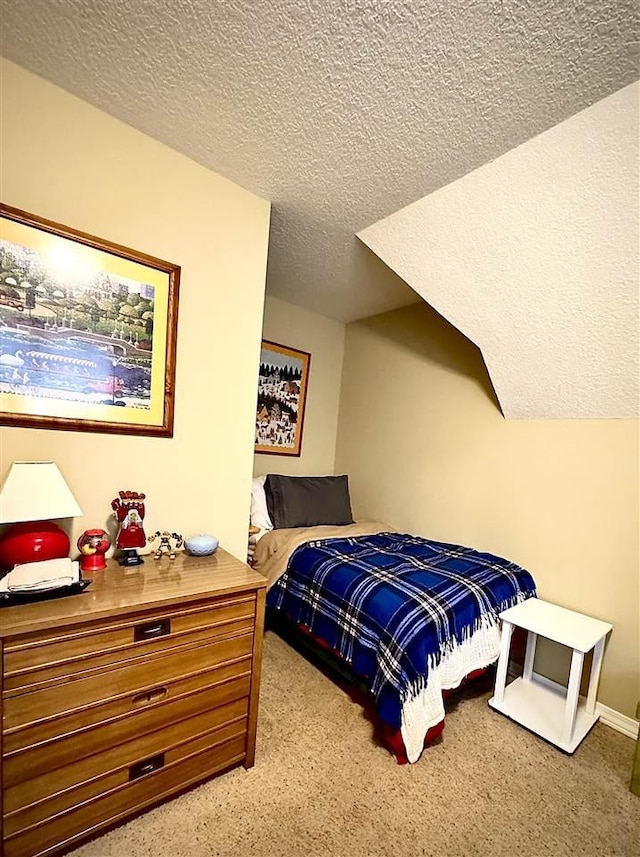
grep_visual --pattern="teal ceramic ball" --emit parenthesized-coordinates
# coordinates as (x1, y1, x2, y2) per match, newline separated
(185, 534, 219, 556)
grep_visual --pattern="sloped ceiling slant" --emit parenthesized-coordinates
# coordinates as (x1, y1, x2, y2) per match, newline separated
(359, 83, 640, 420)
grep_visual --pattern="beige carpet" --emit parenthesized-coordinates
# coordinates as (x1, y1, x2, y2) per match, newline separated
(71, 631, 639, 857)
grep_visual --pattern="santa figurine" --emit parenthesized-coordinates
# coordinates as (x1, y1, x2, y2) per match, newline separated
(111, 490, 147, 566)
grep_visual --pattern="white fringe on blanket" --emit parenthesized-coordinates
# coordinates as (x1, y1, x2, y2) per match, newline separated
(400, 616, 503, 763)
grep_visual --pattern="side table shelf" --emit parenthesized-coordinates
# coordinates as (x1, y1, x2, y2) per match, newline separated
(488, 598, 612, 753)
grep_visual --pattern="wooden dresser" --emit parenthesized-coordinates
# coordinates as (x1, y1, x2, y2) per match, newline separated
(0, 548, 266, 857)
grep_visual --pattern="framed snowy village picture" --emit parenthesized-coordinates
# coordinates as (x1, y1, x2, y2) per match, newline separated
(255, 339, 310, 456)
(0, 204, 179, 437)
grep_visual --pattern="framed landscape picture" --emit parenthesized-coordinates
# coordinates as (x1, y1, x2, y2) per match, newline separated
(0, 204, 180, 437)
(255, 339, 311, 456)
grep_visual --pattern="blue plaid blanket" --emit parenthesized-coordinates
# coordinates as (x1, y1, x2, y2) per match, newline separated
(267, 532, 536, 729)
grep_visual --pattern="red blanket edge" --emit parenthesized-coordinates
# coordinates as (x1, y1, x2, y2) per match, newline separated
(292, 620, 487, 764)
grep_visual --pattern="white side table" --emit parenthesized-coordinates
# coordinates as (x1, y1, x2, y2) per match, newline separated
(488, 598, 612, 753)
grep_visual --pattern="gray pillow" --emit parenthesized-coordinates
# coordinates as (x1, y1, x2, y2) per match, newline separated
(264, 474, 354, 529)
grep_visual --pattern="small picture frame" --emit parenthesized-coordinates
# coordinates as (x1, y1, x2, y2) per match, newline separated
(255, 339, 311, 457)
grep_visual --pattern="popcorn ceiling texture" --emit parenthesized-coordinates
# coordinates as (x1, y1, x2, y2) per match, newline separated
(0, 1, 637, 415)
(359, 84, 640, 419)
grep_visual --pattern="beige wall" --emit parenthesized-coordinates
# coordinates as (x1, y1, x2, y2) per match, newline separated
(254, 295, 345, 477)
(0, 59, 271, 561)
(335, 303, 639, 718)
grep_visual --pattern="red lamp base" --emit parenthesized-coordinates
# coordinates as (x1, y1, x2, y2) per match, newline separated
(0, 521, 70, 570)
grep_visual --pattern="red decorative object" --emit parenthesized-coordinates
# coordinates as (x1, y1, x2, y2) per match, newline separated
(111, 491, 147, 550)
(0, 521, 70, 570)
(77, 529, 110, 573)
(111, 490, 147, 566)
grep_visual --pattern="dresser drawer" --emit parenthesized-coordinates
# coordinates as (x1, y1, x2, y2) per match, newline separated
(4, 697, 248, 831)
(4, 630, 253, 733)
(4, 595, 256, 691)
(3, 732, 248, 857)
(4, 654, 250, 756)
(4, 670, 251, 785)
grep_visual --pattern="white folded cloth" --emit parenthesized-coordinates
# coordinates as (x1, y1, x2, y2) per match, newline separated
(0, 558, 80, 593)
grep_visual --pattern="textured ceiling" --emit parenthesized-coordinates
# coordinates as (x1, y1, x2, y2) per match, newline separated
(0, 0, 638, 324)
(360, 84, 640, 419)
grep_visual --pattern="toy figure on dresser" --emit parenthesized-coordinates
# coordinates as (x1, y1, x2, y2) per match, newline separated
(148, 530, 183, 561)
(77, 529, 110, 573)
(111, 491, 147, 566)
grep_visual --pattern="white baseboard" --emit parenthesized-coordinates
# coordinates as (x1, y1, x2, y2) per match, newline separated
(506, 661, 639, 741)
(596, 703, 639, 740)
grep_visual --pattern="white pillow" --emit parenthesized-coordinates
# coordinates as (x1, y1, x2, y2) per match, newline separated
(250, 475, 273, 531)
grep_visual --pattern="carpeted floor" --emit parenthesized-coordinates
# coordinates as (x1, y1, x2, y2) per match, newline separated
(70, 631, 639, 857)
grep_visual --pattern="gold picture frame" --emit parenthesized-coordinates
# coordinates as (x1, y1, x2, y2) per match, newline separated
(255, 339, 311, 457)
(0, 204, 180, 437)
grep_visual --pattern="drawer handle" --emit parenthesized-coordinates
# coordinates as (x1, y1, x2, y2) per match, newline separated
(129, 753, 165, 780)
(134, 617, 171, 641)
(132, 686, 168, 707)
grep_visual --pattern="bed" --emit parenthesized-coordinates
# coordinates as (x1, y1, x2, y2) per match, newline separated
(251, 474, 537, 763)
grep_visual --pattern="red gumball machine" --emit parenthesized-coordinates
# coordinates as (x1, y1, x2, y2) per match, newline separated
(77, 529, 110, 573)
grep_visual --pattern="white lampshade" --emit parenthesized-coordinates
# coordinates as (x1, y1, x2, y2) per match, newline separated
(0, 461, 83, 524)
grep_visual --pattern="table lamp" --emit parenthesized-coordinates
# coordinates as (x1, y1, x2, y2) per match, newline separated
(0, 461, 83, 570)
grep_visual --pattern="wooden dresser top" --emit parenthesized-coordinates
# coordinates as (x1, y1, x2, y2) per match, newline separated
(0, 548, 267, 638)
